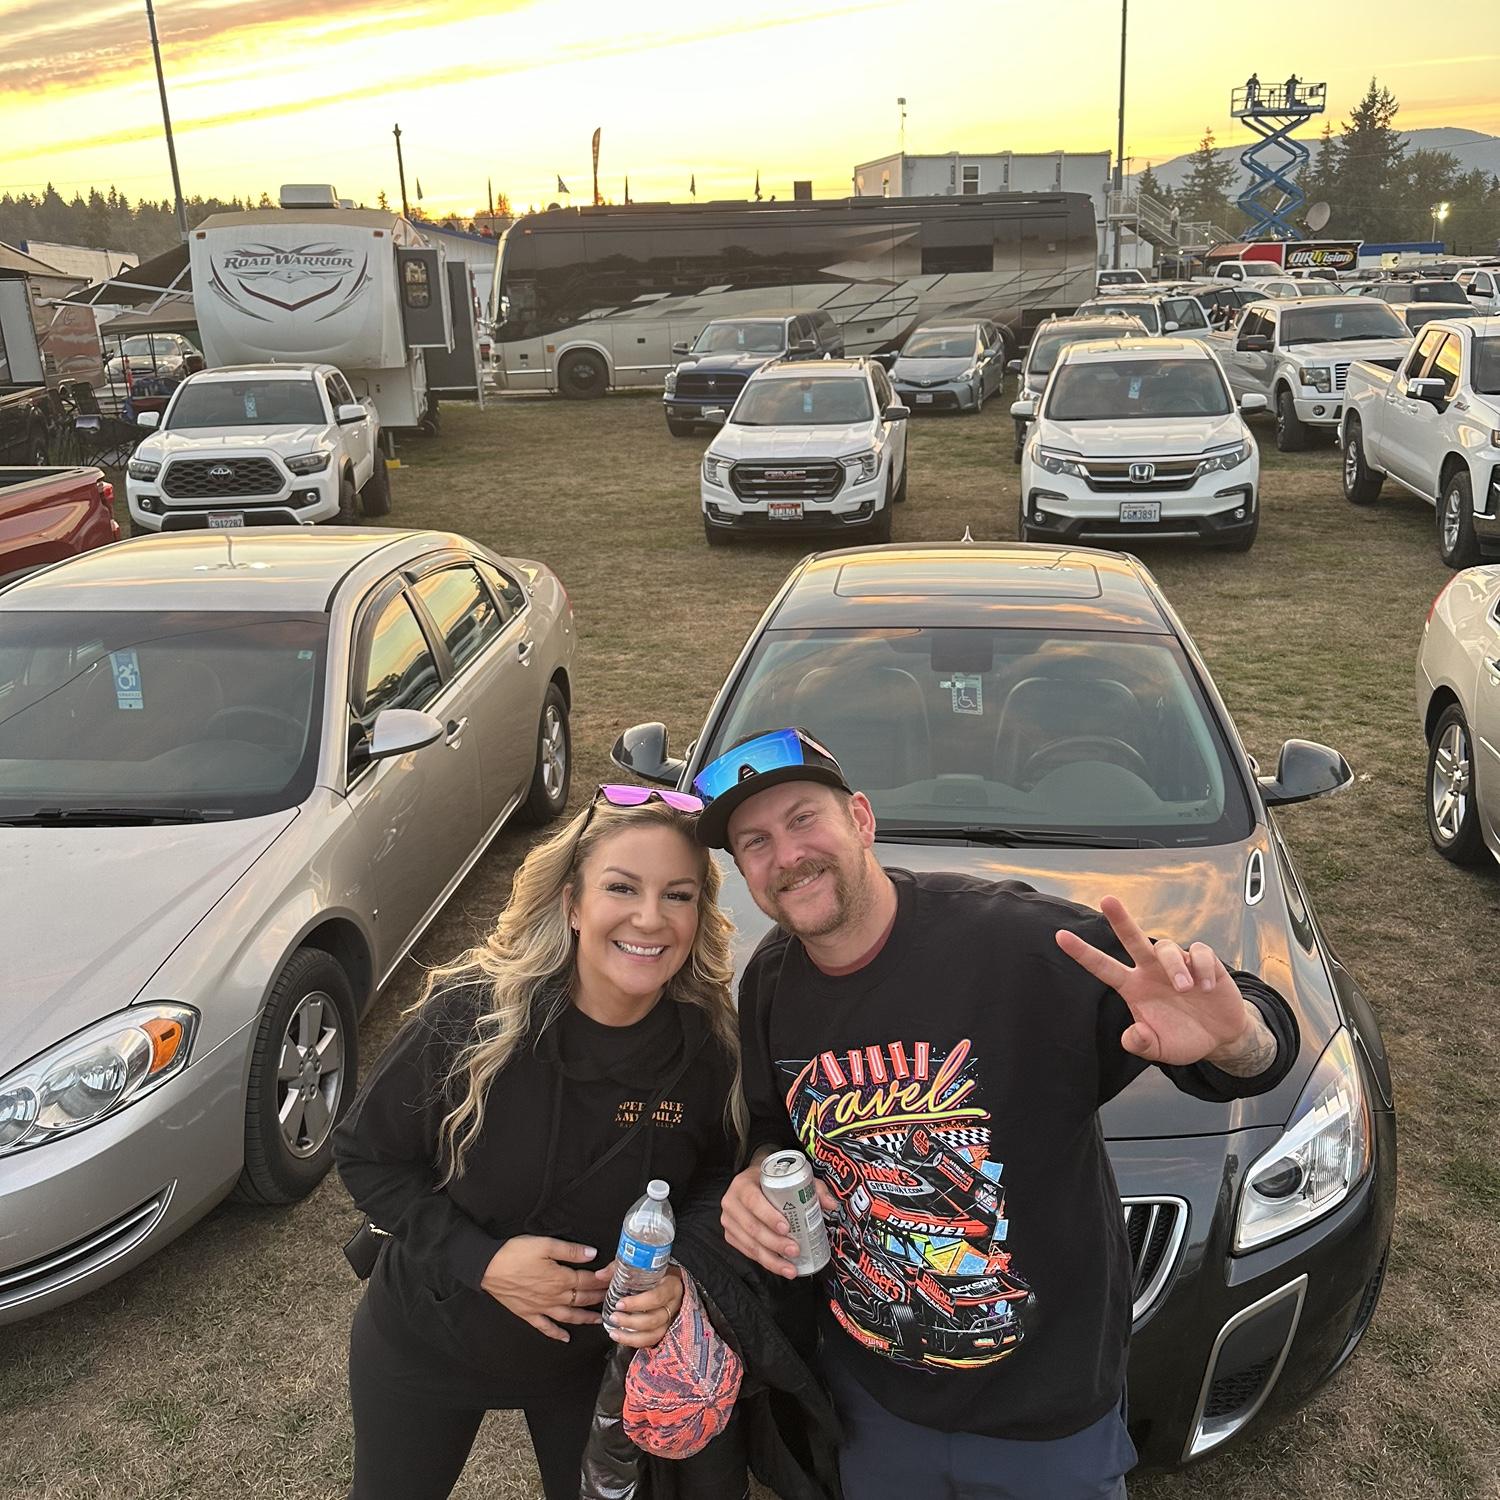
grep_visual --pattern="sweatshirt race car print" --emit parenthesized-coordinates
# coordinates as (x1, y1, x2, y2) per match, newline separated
(778, 1038, 1034, 1370)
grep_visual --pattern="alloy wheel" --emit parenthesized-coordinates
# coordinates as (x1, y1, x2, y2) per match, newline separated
(541, 702, 567, 801)
(1431, 720, 1471, 844)
(276, 990, 345, 1157)
(1442, 485, 1463, 555)
(1343, 436, 1359, 490)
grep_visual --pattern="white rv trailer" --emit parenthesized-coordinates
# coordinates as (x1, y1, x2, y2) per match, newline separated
(189, 185, 479, 435)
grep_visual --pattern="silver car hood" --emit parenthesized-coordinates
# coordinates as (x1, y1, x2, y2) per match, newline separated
(892, 357, 972, 383)
(1, 811, 297, 1060)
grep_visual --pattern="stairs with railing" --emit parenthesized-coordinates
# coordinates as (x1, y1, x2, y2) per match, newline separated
(1105, 188, 1231, 258)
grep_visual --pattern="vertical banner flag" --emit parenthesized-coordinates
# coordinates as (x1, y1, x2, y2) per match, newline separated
(754, 169, 761, 202)
(690, 173, 697, 199)
(592, 127, 602, 206)
(557, 175, 570, 194)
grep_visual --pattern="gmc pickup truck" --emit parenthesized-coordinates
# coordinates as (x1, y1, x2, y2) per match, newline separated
(0, 467, 119, 584)
(1341, 315, 1500, 567)
(1202, 297, 1412, 451)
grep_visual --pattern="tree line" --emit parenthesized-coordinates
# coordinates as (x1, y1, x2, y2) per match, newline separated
(1139, 78, 1500, 252)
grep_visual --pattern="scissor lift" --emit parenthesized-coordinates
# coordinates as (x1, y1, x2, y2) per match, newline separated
(1231, 79, 1327, 240)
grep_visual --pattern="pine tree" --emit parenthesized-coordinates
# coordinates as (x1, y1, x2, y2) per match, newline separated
(376, 189, 391, 212)
(1177, 130, 1236, 230)
(1137, 164, 1171, 207)
(1327, 79, 1406, 239)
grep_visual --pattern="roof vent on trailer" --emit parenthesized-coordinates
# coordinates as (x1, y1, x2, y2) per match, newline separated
(278, 184, 341, 210)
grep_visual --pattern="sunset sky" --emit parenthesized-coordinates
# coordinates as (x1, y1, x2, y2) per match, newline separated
(4, 0, 1499, 218)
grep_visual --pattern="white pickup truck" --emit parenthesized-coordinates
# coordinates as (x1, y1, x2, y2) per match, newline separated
(1341, 315, 1500, 567)
(125, 362, 390, 533)
(1202, 297, 1412, 451)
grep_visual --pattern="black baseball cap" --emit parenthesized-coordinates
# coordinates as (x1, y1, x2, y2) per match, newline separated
(691, 727, 852, 849)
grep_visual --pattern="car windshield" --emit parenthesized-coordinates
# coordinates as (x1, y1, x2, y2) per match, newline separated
(0, 611, 327, 821)
(1085, 301, 1161, 334)
(693, 322, 787, 354)
(166, 378, 325, 429)
(901, 330, 977, 359)
(731, 377, 873, 426)
(1046, 358, 1231, 420)
(1027, 323, 1141, 376)
(1472, 339, 1500, 395)
(1280, 303, 1408, 346)
(700, 626, 1251, 846)
(1408, 283, 1468, 303)
(120, 336, 175, 358)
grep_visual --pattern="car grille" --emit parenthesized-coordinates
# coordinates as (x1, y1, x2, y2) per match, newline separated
(1124, 1197, 1187, 1323)
(1202, 1356, 1278, 1420)
(1082, 457, 1202, 494)
(0, 1189, 171, 1310)
(675, 371, 749, 402)
(729, 461, 845, 502)
(162, 457, 284, 500)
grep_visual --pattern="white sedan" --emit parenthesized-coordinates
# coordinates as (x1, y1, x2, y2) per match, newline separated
(1417, 564, 1500, 864)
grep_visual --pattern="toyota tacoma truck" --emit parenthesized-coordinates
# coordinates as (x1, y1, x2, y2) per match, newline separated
(1341, 315, 1500, 567)
(1203, 297, 1412, 451)
(125, 362, 390, 532)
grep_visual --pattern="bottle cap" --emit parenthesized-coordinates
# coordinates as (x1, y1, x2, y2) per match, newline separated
(647, 1179, 670, 1201)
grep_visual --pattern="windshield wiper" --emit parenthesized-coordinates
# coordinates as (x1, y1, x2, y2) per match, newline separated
(879, 825, 1157, 849)
(0, 805, 224, 826)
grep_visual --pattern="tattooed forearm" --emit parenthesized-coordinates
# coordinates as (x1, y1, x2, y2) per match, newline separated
(1207, 1006, 1279, 1076)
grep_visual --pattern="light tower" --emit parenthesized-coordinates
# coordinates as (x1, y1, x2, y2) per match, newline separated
(1231, 76, 1327, 240)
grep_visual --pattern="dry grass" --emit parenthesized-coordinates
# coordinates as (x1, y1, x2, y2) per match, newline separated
(3, 390, 1499, 1499)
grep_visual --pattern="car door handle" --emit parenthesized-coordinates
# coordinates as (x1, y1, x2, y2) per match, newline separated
(517, 639, 534, 666)
(1486, 657, 1500, 678)
(445, 716, 469, 746)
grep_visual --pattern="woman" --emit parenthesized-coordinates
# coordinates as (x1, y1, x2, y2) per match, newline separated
(334, 786, 741, 1500)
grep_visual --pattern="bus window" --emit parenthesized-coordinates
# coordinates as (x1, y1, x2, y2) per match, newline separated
(531, 230, 588, 334)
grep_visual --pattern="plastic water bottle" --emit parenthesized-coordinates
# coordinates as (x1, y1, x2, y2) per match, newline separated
(602, 1179, 675, 1330)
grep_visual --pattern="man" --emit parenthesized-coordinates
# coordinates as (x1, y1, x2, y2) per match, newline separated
(1284, 74, 1299, 107)
(1245, 71, 1260, 107)
(701, 728, 1297, 1500)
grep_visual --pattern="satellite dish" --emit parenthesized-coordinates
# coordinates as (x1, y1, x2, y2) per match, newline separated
(1306, 201, 1331, 233)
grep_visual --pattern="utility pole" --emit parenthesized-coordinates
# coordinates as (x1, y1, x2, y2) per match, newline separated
(393, 124, 410, 219)
(144, 0, 188, 239)
(1112, 0, 1127, 269)
(897, 97, 907, 155)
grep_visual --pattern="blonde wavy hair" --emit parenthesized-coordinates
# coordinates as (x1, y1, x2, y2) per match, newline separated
(416, 796, 740, 1184)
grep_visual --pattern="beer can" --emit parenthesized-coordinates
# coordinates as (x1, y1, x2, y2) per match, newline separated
(760, 1149, 830, 1275)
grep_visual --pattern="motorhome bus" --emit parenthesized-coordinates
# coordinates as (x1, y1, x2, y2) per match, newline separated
(489, 193, 1096, 398)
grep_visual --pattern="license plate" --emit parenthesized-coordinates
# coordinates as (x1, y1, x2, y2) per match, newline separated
(206, 511, 245, 529)
(914, 393, 934, 404)
(1118, 502, 1160, 524)
(768, 501, 804, 521)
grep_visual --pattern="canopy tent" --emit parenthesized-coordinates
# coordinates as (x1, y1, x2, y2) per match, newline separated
(97, 297, 199, 338)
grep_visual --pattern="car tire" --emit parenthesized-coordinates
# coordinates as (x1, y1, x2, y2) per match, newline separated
(1275, 388, 1310, 452)
(128, 516, 155, 537)
(703, 516, 730, 547)
(866, 502, 893, 543)
(893, 454, 908, 504)
(973, 381, 984, 414)
(1219, 510, 1260, 553)
(234, 947, 358, 1206)
(334, 472, 358, 525)
(1437, 468, 1481, 569)
(1426, 702, 1488, 865)
(359, 455, 393, 517)
(666, 417, 697, 437)
(1013, 420, 1026, 465)
(518, 683, 572, 825)
(558, 349, 608, 400)
(1342, 417, 1384, 505)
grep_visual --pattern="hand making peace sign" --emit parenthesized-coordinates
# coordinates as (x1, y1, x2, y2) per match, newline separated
(1055, 895, 1271, 1072)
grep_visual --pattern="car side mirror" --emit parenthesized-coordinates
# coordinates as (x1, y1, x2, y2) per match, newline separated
(337, 403, 366, 424)
(611, 721, 686, 787)
(1405, 377, 1447, 404)
(1240, 392, 1269, 413)
(672, 340, 693, 356)
(793, 339, 818, 355)
(883, 404, 910, 421)
(1257, 738, 1353, 807)
(1164, 320, 1180, 333)
(702, 406, 727, 423)
(365, 708, 444, 765)
(135, 410, 160, 430)
(1006, 358, 1023, 374)
(1468, 288, 1486, 299)
(873, 351, 896, 368)
(1237, 335, 1273, 353)
(1010, 398, 1037, 419)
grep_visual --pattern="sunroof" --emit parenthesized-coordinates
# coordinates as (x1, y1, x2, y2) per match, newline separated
(832, 555, 1102, 599)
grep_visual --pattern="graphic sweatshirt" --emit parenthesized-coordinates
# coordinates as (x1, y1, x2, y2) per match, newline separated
(738, 868, 1298, 1441)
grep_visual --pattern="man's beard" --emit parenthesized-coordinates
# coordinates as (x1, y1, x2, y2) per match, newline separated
(765, 854, 870, 939)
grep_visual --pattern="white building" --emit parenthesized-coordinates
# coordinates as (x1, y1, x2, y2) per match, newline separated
(852, 150, 1146, 268)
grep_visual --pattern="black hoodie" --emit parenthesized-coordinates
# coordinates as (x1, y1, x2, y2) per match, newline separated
(334, 981, 738, 1401)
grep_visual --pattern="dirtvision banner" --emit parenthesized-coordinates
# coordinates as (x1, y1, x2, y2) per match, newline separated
(1283, 241, 1361, 273)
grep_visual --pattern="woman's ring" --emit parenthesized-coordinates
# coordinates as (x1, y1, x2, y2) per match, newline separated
(568, 1287, 576, 1306)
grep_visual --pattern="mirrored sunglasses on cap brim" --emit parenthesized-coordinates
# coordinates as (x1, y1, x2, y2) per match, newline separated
(691, 728, 836, 806)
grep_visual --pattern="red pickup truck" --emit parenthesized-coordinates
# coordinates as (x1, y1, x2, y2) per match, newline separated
(0, 466, 120, 585)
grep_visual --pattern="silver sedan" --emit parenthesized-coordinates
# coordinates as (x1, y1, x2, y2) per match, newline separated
(1417, 563, 1500, 865)
(0, 527, 575, 1323)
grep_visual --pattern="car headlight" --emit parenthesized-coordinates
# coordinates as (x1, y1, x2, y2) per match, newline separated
(702, 453, 728, 487)
(1297, 366, 1332, 393)
(127, 458, 161, 481)
(664, 370, 677, 395)
(841, 450, 879, 483)
(1195, 440, 1253, 476)
(1234, 1027, 1372, 1253)
(285, 452, 332, 475)
(962, 367, 978, 382)
(1037, 446, 1087, 478)
(0, 1004, 197, 1156)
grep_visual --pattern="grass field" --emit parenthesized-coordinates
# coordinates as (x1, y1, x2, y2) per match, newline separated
(3, 389, 1499, 1499)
